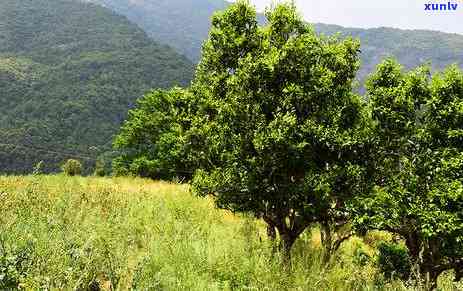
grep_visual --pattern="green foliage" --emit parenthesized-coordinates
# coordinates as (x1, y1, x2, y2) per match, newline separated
(187, 1, 370, 262)
(0, 239, 34, 290)
(3, 0, 463, 175)
(113, 88, 198, 180)
(0, 0, 194, 174)
(61, 159, 82, 176)
(93, 159, 106, 177)
(377, 242, 411, 281)
(355, 59, 463, 286)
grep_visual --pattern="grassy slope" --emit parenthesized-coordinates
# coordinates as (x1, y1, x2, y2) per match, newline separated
(0, 176, 460, 290)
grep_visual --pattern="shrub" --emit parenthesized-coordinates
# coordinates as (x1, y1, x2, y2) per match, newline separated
(0, 241, 34, 290)
(353, 247, 371, 267)
(61, 159, 82, 176)
(94, 160, 106, 177)
(377, 241, 411, 281)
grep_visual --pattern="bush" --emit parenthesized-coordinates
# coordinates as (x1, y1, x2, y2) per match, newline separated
(61, 159, 82, 176)
(377, 241, 411, 281)
(94, 160, 106, 177)
(0, 241, 34, 290)
(353, 247, 371, 267)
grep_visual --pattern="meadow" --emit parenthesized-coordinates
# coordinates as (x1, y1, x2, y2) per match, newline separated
(0, 175, 460, 290)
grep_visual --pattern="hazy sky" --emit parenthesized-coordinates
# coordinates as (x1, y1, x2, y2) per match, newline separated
(233, 0, 463, 35)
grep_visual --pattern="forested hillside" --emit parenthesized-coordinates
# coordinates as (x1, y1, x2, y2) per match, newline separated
(314, 23, 463, 86)
(86, 0, 463, 79)
(0, 0, 194, 174)
(85, 0, 229, 61)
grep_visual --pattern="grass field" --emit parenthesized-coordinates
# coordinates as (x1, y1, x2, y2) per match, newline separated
(0, 175, 460, 290)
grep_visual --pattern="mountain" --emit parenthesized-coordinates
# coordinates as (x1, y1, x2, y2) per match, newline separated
(86, 0, 463, 80)
(314, 23, 463, 87)
(0, 0, 194, 174)
(84, 0, 229, 62)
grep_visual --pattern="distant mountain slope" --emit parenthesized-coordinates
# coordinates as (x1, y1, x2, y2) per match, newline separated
(87, 0, 463, 79)
(314, 23, 463, 85)
(0, 0, 194, 174)
(85, 0, 229, 62)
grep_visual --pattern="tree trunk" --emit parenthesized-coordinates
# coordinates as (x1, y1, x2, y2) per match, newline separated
(455, 264, 463, 282)
(418, 259, 441, 290)
(320, 222, 353, 265)
(280, 233, 296, 269)
(320, 222, 333, 264)
(405, 233, 420, 262)
(263, 213, 310, 269)
(406, 236, 441, 290)
(266, 223, 278, 258)
(267, 224, 277, 241)
(426, 270, 439, 291)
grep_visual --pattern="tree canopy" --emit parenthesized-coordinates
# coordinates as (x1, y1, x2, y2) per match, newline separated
(354, 59, 463, 288)
(113, 88, 198, 180)
(185, 1, 372, 263)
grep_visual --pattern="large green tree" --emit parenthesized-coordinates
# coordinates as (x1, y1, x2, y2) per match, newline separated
(189, 1, 370, 263)
(355, 59, 463, 288)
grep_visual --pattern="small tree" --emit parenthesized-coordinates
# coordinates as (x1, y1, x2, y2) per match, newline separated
(355, 60, 463, 288)
(189, 1, 369, 264)
(93, 159, 106, 177)
(61, 159, 82, 176)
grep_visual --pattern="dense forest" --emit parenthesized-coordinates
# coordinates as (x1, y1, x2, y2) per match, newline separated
(85, 0, 463, 82)
(0, 0, 194, 174)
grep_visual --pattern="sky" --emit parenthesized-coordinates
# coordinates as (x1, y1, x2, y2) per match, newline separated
(233, 0, 463, 35)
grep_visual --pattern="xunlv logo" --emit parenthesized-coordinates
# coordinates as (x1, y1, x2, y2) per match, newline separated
(425, 2, 458, 10)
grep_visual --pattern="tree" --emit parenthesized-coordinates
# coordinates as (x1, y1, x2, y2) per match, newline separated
(61, 159, 82, 176)
(93, 159, 106, 177)
(113, 88, 197, 180)
(354, 59, 463, 288)
(189, 1, 369, 264)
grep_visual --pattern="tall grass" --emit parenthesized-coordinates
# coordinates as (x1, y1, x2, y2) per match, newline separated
(0, 175, 460, 290)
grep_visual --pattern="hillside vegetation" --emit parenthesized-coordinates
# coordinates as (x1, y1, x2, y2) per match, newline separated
(0, 175, 460, 290)
(86, 0, 463, 78)
(0, 0, 194, 174)
(85, 0, 229, 62)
